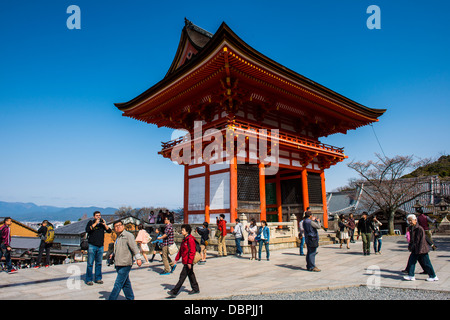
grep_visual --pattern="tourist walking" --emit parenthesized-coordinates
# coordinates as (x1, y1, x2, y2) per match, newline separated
(0, 217, 17, 274)
(417, 208, 437, 250)
(403, 214, 438, 282)
(160, 215, 176, 275)
(357, 212, 373, 255)
(135, 225, 151, 264)
(233, 218, 244, 257)
(257, 220, 270, 261)
(245, 218, 258, 260)
(298, 216, 305, 256)
(108, 220, 143, 300)
(338, 214, 350, 249)
(35, 220, 55, 268)
(150, 227, 163, 263)
(167, 224, 200, 297)
(196, 222, 209, 264)
(216, 214, 228, 257)
(372, 216, 383, 254)
(303, 211, 321, 272)
(85, 211, 112, 285)
(348, 213, 356, 243)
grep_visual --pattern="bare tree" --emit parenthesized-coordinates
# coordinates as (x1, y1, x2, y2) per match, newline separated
(348, 153, 431, 235)
(115, 206, 136, 218)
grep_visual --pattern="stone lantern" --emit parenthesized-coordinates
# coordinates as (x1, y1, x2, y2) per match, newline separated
(436, 198, 450, 234)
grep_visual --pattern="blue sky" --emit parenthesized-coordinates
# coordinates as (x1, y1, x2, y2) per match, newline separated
(0, 0, 448, 209)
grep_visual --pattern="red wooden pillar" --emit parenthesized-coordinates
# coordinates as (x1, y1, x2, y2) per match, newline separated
(320, 171, 328, 229)
(230, 155, 238, 223)
(205, 165, 210, 224)
(301, 168, 309, 212)
(184, 165, 189, 223)
(259, 162, 266, 221)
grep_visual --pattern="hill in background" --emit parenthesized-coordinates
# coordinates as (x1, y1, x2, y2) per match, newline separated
(403, 155, 450, 179)
(0, 201, 118, 222)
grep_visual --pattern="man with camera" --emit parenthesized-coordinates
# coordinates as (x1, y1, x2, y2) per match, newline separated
(85, 211, 112, 285)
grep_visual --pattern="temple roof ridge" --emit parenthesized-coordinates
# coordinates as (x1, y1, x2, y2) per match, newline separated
(184, 18, 213, 38)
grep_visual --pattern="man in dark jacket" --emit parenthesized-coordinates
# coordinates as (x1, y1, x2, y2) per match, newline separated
(85, 211, 112, 285)
(303, 211, 321, 272)
(403, 214, 438, 282)
(357, 212, 373, 256)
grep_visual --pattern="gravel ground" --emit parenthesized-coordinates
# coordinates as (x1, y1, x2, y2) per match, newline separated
(221, 286, 450, 300)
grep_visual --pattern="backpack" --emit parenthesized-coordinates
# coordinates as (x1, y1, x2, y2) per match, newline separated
(45, 225, 55, 243)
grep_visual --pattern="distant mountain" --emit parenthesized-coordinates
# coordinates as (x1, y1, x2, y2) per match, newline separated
(0, 201, 118, 222)
(403, 155, 450, 179)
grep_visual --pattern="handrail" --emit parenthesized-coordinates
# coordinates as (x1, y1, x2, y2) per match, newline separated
(160, 120, 344, 155)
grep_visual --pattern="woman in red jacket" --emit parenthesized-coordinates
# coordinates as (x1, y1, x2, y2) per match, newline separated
(167, 224, 200, 297)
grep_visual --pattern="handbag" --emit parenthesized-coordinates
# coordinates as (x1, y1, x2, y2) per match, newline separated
(193, 251, 202, 264)
(215, 229, 222, 238)
(248, 234, 255, 242)
(168, 243, 179, 255)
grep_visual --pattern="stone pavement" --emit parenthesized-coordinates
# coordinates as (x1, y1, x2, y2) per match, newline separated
(0, 235, 449, 300)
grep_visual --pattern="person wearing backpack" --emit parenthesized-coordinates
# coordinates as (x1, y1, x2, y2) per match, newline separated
(34, 220, 54, 268)
(167, 224, 200, 297)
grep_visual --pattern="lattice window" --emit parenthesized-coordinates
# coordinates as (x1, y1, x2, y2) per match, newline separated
(237, 164, 260, 201)
(308, 173, 323, 204)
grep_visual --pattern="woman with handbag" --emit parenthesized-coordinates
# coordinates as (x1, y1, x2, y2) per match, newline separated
(372, 216, 383, 254)
(245, 218, 258, 260)
(338, 214, 350, 249)
(135, 225, 151, 264)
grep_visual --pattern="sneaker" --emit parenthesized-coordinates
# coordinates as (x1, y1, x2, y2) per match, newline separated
(160, 272, 171, 275)
(33, 265, 40, 269)
(426, 276, 439, 282)
(86, 281, 94, 285)
(311, 267, 321, 272)
(171, 265, 177, 273)
(95, 280, 103, 284)
(7, 269, 18, 274)
(403, 276, 416, 281)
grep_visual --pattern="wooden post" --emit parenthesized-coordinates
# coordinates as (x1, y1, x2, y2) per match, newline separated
(184, 165, 189, 223)
(301, 168, 309, 212)
(205, 165, 210, 223)
(259, 162, 266, 221)
(230, 155, 238, 223)
(320, 171, 328, 229)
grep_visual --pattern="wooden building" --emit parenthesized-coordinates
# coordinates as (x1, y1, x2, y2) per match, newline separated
(114, 20, 386, 228)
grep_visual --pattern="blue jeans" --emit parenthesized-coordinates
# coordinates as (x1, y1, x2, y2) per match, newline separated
(306, 245, 317, 270)
(407, 253, 436, 278)
(108, 265, 134, 300)
(0, 244, 12, 271)
(258, 240, 270, 260)
(235, 238, 243, 255)
(86, 244, 103, 283)
(373, 237, 382, 253)
(299, 236, 305, 255)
